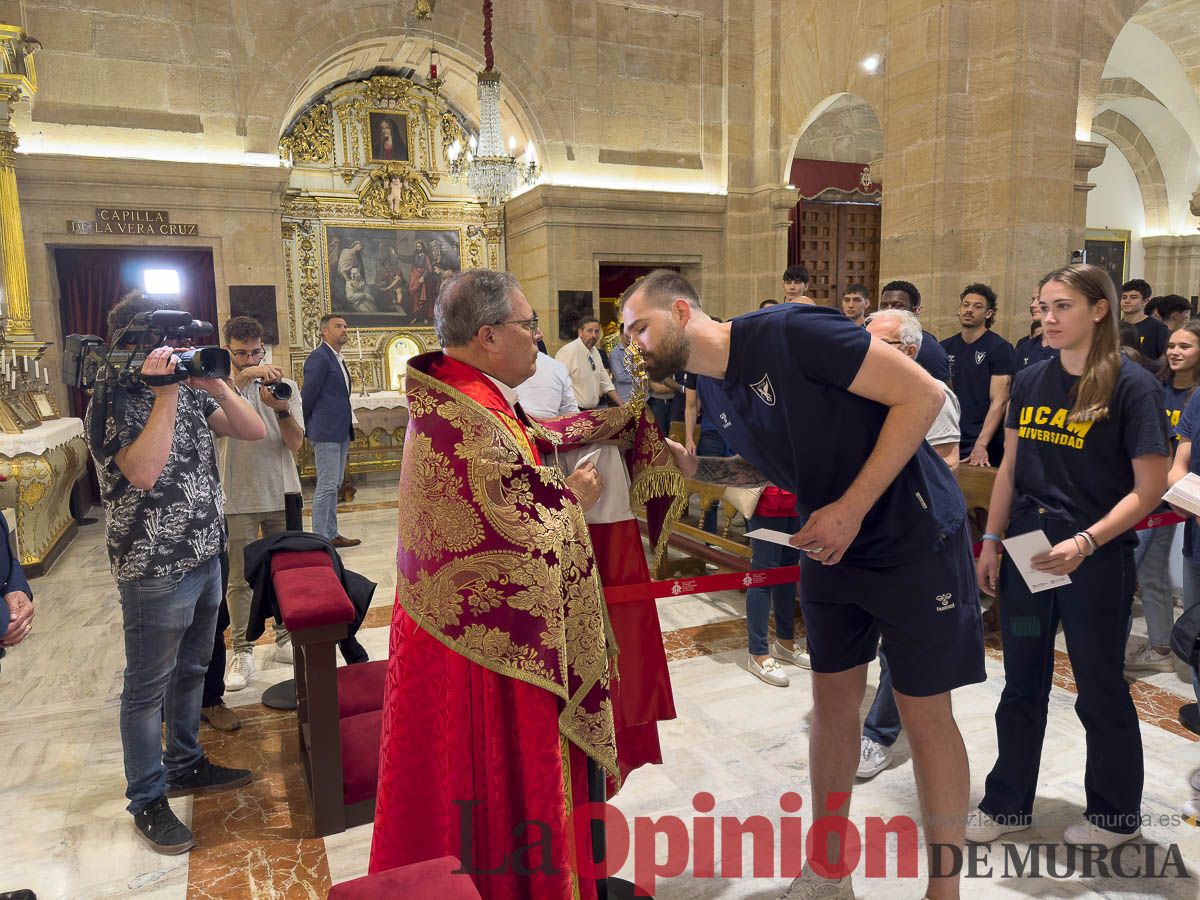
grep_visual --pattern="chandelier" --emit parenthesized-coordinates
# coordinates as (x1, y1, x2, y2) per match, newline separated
(446, 0, 538, 206)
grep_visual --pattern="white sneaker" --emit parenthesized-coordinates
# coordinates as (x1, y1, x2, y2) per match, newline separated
(749, 654, 790, 687)
(856, 736, 893, 779)
(772, 639, 812, 669)
(226, 651, 255, 691)
(1190, 769, 1200, 792)
(274, 639, 294, 665)
(1124, 644, 1174, 673)
(964, 808, 1030, 843)
(1062, 818, 1140, 848)
(776, 863, 854, 899)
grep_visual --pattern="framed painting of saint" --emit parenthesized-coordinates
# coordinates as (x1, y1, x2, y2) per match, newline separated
(1084, 229, 1131, 293)
(325, 224, 463, 328)
(369, 112, 410, 162)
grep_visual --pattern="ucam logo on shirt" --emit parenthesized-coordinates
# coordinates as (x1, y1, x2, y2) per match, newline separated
(750, 373, 776, 406)
(975, 350, 987, 365)
(1017, 405, 1095, 450)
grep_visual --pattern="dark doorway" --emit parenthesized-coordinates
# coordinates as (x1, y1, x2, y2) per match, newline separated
(55, 246, 218, 504)
(597, 264, 681, 328)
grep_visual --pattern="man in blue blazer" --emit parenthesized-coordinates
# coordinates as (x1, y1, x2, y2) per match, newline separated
(0, 507, 35, 670)
(301, 314, 360, 547)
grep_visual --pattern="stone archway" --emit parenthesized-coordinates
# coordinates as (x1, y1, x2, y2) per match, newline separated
(1091, 109, 1171, 233)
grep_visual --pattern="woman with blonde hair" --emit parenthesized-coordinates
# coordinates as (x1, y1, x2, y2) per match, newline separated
(968, 264, 1170, 848)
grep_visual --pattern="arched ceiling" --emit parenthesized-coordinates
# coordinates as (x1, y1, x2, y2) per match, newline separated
(1091, 109, 1171, 232)
(1131, 0, 1200, 95)
(791, 94, 883, 168)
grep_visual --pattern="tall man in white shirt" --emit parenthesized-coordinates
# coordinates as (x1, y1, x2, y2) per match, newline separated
(555, 314, 621, 410)
(219, 316, 305, 692)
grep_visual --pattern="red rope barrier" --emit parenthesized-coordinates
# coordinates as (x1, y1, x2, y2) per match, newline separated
(604, 512, 1188, 607)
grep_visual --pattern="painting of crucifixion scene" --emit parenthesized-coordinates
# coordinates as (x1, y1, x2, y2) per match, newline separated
(325, 225, 462, 327)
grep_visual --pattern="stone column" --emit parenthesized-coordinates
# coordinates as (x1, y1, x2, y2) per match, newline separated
(0, 26, 39, 352)
(1072, 139, 1107, 258)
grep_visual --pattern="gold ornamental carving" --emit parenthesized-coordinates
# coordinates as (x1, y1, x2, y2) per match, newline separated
(279, 103, 333, 165)
(0, 129, 16, 167)
(359, 163, 430, 219)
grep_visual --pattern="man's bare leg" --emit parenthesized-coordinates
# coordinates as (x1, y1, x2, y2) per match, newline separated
(894, 690, 967, 900)
(809, 665, 868, 873)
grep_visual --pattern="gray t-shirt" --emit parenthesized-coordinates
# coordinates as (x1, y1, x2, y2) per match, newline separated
(218, 378, 304, 515)
(927, 384, 962, 447)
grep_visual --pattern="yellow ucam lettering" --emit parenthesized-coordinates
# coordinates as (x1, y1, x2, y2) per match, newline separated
(1065, 419, 1095, 441)
(1048, 408, 1068, 429)
(1020, 406, 1034, 426)
(1034, 406, 1052, 425)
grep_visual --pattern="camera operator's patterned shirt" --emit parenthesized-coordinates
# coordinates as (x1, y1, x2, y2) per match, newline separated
(85, 383, 226, 584)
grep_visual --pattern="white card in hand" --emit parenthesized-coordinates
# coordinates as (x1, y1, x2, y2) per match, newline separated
(573, 446, 603, 471)
(743, 528, 797, 548)
(1002, 530, 1071, 594)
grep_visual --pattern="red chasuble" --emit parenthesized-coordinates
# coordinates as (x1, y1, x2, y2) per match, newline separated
(371, 354, 619, 900)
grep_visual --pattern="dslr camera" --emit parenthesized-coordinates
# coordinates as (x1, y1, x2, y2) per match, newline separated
(254, 379, 292, 401)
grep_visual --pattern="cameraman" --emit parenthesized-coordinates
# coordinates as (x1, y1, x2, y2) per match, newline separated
(85, 291, 265, 855)
(218, 316, 303, 691)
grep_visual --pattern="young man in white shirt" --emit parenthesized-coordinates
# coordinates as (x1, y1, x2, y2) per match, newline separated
(515, 325, 580, 419)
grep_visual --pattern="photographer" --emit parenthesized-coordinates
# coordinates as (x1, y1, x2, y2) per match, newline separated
(84, 291, 265, 855)
(218, 316, 303, 692)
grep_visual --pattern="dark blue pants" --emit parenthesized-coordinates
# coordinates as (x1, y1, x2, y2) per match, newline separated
(980, 513, 1142, 834)
(862, 651, 902, 746)
(201, 546, 231, 708)
(648, 398, 671, 438)
(696, 430, 728, 534)
(746, 514, 801, 655)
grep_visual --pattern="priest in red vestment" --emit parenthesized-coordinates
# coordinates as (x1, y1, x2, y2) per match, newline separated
(370, 269, 682, 899)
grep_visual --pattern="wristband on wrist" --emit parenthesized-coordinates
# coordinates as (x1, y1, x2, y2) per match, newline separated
(1078, 530, 1098, 555)
(276, 410, 290, 419)
(981, 533, 1003, 544)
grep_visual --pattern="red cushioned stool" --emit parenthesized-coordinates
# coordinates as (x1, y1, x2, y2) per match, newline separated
(328, 856, 482, 900)
(336, 659, 388, 719)
(273, 552, 369, 837)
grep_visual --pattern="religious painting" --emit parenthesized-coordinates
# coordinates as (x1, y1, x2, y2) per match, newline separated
(385, 333, 424, 391)
(229, 285, 279, 344)
(1085, 229, 1131, 293)
(325, 224, 462, 328)
(557, 290, 594, 341)
(369, 112, 410, 162)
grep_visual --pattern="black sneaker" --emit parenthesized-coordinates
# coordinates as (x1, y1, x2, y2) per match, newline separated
(166, 756, 253, 798)
(133, 796, 195, 855)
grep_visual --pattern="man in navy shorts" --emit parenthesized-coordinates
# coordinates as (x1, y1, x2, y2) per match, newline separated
(623, 270, 985, 900)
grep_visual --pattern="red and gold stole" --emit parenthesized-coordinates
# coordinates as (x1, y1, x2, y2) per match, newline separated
(397, 352, 619, 780)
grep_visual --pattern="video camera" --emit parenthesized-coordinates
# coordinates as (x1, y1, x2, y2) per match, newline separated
(63, 309, 230, 391)
(62, 309, 232, 455)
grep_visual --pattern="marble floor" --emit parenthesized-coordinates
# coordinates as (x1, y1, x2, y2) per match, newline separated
(3, 482, 1200, 899)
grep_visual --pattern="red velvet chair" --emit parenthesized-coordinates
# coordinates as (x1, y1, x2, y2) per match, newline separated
(327, 856, 482, 899)
(272, 552, 388, 837)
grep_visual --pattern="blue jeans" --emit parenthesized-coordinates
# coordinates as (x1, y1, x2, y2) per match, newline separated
(862, 651, 902, 747)
(1128, 524, 1177, 648)
(746, 514, 800, 655)
(118, 556, 222, 814)
(1182, 557, 1200, 702)
(648, 398, 671, 438)
(312, 439, 350, 539)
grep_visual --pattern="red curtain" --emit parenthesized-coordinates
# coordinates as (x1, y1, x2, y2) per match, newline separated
(786, 159, 879, 266)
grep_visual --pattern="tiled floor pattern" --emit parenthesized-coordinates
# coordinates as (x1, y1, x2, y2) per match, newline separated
(5, 482, 1200, 899)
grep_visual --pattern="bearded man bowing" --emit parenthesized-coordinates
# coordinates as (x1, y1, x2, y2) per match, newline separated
(370, 269, 618, 899)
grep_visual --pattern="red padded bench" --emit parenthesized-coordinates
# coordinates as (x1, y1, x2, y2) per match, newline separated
(328, 857, 482, 899)
(272, 550, 388, 836)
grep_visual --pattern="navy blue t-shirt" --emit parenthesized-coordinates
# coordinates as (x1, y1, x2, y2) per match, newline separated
(1005, 356, 1169, 540)
(1015, 334, 1059, 370)
(1171, 388, 1200, 561)
(1133, 316, 1170, 360)
(696, 305, 965, 568)
(941, 330, 1018, 455)
(916, 331, 950, 382)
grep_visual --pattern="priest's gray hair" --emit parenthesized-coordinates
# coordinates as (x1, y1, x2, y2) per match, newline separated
(865, 308, 923, 351)
(435, 269, 520, 347)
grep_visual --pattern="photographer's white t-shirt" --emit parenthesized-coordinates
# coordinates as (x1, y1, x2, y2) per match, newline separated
(217, 377, 304, 515)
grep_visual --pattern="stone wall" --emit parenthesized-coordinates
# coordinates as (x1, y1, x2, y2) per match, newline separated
(17, 154, 289, 412)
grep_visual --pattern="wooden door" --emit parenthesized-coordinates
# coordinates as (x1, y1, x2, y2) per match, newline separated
(797, 201, 881, 306)
(837, 205, 880, 297)
(798, 204, 837, 304)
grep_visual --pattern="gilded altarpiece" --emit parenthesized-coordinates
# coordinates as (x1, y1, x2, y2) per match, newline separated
(279, 75, 505, 477)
